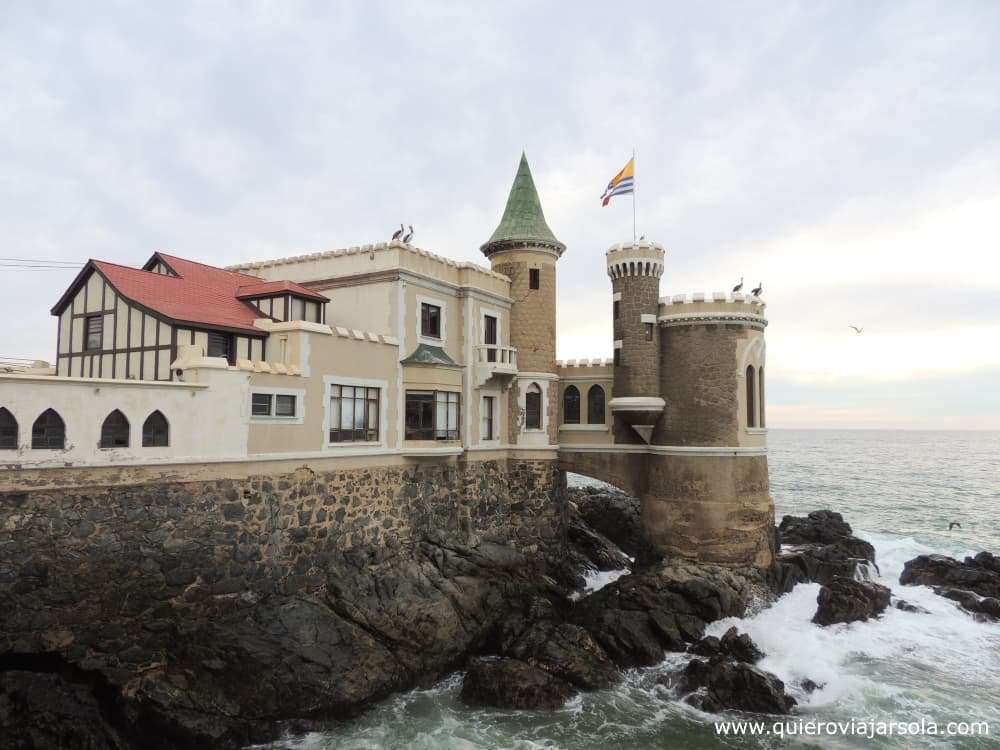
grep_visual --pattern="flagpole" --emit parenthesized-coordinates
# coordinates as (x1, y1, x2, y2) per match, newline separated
(632, 146, 637, 242)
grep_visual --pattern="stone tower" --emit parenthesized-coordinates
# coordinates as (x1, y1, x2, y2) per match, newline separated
(481, 153, 564, 446)
(606, 241, 666, 445)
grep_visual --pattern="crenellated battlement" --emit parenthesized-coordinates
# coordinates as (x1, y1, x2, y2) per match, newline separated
(606, 240, 665, 279)
(657, 292, 767, 330)
(555, 358, 614, 368)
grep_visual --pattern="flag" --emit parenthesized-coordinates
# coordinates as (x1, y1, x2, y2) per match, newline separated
(600, 158, 634, 206)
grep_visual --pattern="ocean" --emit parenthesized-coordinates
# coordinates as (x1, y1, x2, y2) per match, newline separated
(259, 430, 1000, 749)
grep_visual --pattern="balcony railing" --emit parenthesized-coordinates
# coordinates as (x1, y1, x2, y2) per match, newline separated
(473, 344, 517, 386)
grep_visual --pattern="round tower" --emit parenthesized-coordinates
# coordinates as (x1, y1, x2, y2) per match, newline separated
(644, 291, 774, 567)
(606, 241, 666, 444)
(481, 153, 565, 446)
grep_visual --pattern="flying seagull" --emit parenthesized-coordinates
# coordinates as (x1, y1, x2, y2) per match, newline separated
(849, 325, 863, 334)
(402, 225, 414, 244)
(391, 224, 404, 241)
(949, 521, 962, 530)
(751, 282, 763, 297)
(732, 277, 744, 293)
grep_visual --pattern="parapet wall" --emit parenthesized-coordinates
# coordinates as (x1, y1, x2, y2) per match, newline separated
(658, 292, 766, 329)
(0, 457, 565, 659)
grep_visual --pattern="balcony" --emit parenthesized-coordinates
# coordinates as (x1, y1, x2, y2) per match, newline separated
(473, 344, 518, 387)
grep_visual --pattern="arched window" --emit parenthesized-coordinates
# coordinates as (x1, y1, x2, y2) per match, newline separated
(99, 409, 130, 448)
(563, 385, 580, 424)
(142, 410, 169, 447)
(746, 365, 756, 428)
(525, 383, 542, 430)
(758, 366, 765, 428)
(0, 407, 17, 449)
(587, 385, 606, 424)
(32, 409, 65, 449)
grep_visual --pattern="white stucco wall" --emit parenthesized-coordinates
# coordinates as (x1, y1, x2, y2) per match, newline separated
(0, 368, 249, 468)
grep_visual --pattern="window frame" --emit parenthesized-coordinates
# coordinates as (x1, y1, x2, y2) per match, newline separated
(420, 302, 441, 339)
(563, 385, 581, 425)
(31, 408, 65, 450)
(328, 384, 381, 444)
(416, 294, 448, 346)
(142, 410, 170, 447)
(405, 389, 460, 441)
(206, 331, 234, 364)
(84, 314, 103, 352)
(587, 384, 607, 425)
(481, 394, 496, 442)
(524, 383, 542, 431)
(99, 409, 130, 449)
(249, 388, 305, 424)
(746, 365, 756, 428)
(529, 268, 540, 290)
(323, 377, 387, 448)
(0, 407, 18, 449)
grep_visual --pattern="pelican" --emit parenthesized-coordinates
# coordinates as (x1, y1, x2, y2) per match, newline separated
(849, 325, 863, 334)
(751, 282, 763, 296)
(732, 277, 744, 293)
(391, 224, 404, 241)
(402, 225, 414, 244)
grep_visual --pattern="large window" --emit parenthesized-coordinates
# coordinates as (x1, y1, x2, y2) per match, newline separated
(481, 395, 495, 441)
(420, 303, 441, 339)
(524, 383, 542, 430)
(99, 409, 130, 448)
(207, 331, 233, 363)
(329, 385, 379, 443)
(563, 385, 580, 424)
(746, 365, 756, 428)
(0, 407, 17, 449)
(587, 385, 606, 424)
(142, 410, 169, 447)
(31, 408, 65, 449)
(85, 315, 102, 351)
(405, 390, 459, 440)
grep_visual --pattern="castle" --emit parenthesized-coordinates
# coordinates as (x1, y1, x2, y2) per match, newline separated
(0, 153, 773, 567)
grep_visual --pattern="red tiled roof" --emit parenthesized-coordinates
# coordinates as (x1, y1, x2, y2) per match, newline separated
(235, 279, 328, 302)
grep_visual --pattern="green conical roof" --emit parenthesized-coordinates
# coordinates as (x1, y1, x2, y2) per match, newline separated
(481, 153, 565, 257)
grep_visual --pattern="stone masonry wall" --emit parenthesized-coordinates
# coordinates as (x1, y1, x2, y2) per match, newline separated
(611, 275, 660, 398)
(0, 458, 565, 658)
(654, 324, 747, 446)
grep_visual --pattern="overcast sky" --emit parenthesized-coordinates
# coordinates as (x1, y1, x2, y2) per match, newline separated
(2, 1, 998, 429)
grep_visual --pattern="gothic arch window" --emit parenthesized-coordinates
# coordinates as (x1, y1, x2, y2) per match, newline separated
(99, 409, 130, 448)
(746, 365, 756, 428)
(142, 410, 169, 447)
(563, 385, 580, 424)
(0, 407, 17, 449)
(587, 385, 606, 424)
(525, 383, 542, 430)
(31, 408, 65, 449)
(758, 366, 765, 428)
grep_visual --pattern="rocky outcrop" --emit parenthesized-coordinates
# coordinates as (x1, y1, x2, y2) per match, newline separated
(572, 561, 767, 667)
(771, 510, 878, 593)
(688, 627, 764, 664)
(778, 510, 853, 545)
(812, 577, 891, 626)
(568, 486, 642, 558)
(460, 658, 576, 710)
(672, 656, 796, 715)
(900, 553, 1000, 599)
(933, 587, 1000, 621)
(564, 504, 633, 577)
(893, 598, 929, 614)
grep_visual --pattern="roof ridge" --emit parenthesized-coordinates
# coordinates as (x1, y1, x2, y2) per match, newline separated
(157, 252, 262, 281)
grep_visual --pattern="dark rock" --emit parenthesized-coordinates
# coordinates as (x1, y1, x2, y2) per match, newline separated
(893, 599, 929, 614)
(568, 486, 642, 558)
(778, 510, 853, 545)
(775, 536, 878, 591)
(675, 656, 796, 714)
(800, 678, 824, 694)
(900, 553, 1000, 600)
(933, 587, 1000, 621)
(564, 504, 632, 574)
(812, 577, 891, 626)
(688, 627, 763, 664)
(460, 658, 576, 710)
(497, 616, 621, 690)
(572, 561, 764, 667)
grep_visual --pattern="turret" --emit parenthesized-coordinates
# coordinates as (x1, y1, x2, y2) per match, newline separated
(482, 153, 564, 446)
(606, 240, 665, 444)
